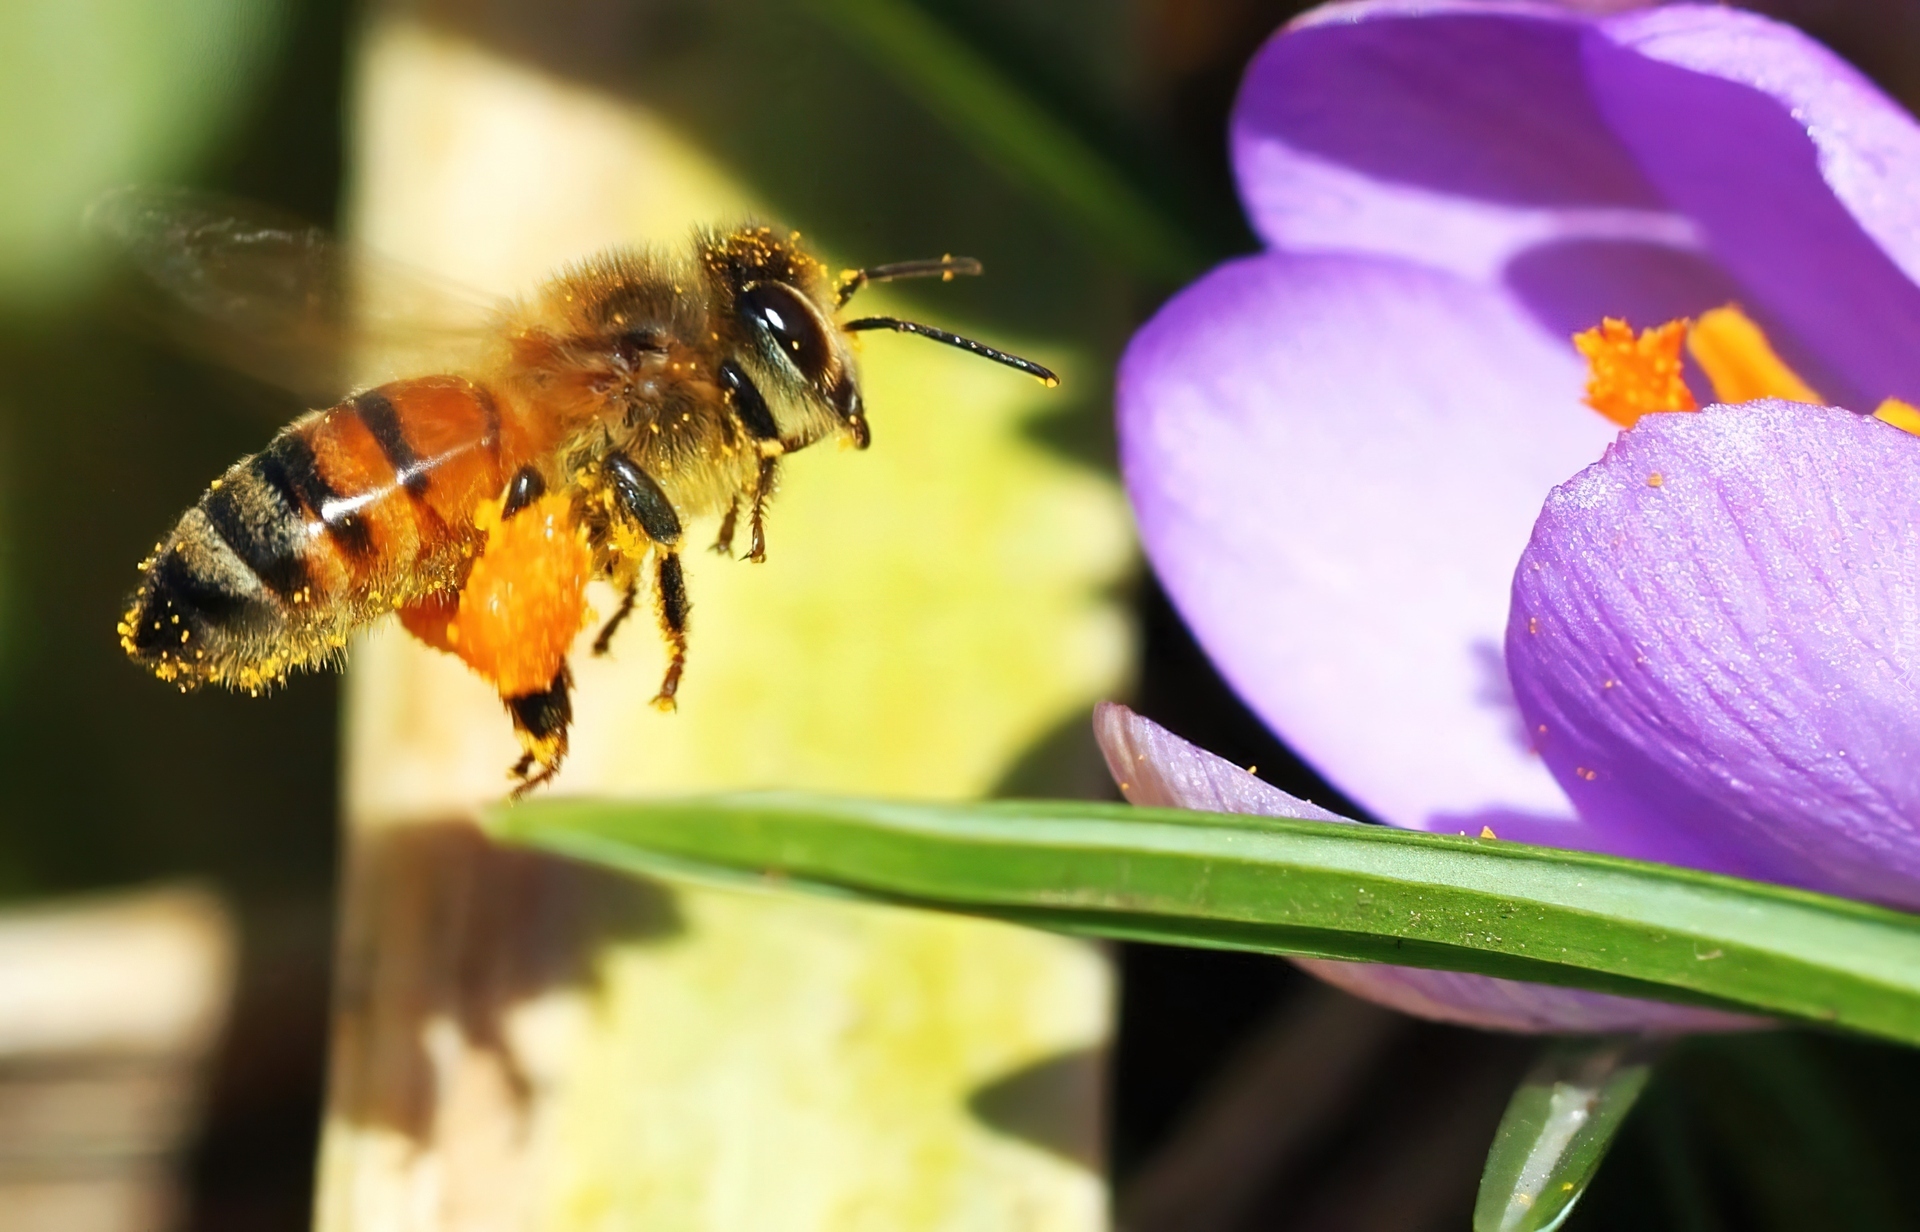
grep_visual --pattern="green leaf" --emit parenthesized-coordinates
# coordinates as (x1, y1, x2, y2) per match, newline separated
(489, 793, 1920, 1046)
(810, 0, 1206, 284)
(1474, 1036, 1661, 1232)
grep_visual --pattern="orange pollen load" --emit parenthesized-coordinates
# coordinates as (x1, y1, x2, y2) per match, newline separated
(1572, 318, 1696, 427)
(434, 493, 591, 697)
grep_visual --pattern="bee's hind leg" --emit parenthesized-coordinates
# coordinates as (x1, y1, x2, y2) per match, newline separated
(505, 662, 573, 797)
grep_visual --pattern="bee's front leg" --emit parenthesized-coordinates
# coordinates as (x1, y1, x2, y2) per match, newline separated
(716, 359, 783, 563)
(747, 453, 779, 564)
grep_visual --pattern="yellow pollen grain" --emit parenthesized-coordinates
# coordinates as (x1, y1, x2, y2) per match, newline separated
(1479, 826, 1498, 839)
(1874, 397, 1920, 437)
(1573, 317, 1696, 427)
(1648, 472, 1664, 488)
(1686, 305, 1822, 405)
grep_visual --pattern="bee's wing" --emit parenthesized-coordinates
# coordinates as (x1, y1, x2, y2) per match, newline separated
(90, 185, 503, 408)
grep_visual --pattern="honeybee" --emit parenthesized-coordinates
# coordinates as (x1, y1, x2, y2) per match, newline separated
(102, 188, 1056, 794)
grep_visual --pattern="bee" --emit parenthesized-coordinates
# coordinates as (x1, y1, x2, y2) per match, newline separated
(101, 188, 1056, 794)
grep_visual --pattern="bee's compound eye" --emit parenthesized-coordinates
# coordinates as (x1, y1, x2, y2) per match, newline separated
(738, 282, 831, 383)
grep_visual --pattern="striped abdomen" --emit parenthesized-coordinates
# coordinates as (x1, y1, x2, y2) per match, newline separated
(122, 375, 509, 690)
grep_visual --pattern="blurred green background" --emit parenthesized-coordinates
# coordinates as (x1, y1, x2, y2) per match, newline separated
(9, 0, 1920, 1228)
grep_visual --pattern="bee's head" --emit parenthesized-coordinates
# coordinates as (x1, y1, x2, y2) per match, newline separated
(703, 226, 870, 449)
(701, 224, 1058, 452)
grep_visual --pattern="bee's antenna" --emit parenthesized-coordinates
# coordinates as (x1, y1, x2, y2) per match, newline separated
(835, 256, 983, 306)
(842, 316, 1059, 386)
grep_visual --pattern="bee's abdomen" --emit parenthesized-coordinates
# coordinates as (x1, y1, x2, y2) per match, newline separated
(122, 376, 507, 690)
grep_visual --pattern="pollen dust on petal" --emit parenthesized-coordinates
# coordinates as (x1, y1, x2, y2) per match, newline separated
(1573, 318, 1696, 427)
(1685, 305, 1822, 405)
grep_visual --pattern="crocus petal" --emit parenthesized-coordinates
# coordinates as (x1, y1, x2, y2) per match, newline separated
(1094, 702, 1758, 1033)
(1092, 700, 1348, 823)
(1234, 3, 1685, 283)
(1230, 2, 1918, 408)
(1507, 400, 1920, 909)
(1118, 249, 1617, 833)
(1287, 958, 1753, 1034)
(1589, 6, 1920, 410)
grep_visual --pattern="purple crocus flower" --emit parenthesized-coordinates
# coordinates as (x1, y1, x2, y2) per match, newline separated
(1105, 0, 1920, 1030)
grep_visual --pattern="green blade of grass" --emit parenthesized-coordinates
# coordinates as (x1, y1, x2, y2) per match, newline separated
(489, 792, 1920, 1045)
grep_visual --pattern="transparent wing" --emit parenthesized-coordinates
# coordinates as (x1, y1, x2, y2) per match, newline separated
(90, 185, 503, 408)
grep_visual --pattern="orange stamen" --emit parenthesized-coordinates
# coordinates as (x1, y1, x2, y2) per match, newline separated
(1581, 305, 1920, 439)
(1874, 397, 1920, 438)
(1572, 318, 1696, 427)
(1685, 305, 1822, 405)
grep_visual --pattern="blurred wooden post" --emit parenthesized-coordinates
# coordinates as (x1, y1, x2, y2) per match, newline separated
(0, 887, 233, 1232)
(315, 10, 1131, 1231)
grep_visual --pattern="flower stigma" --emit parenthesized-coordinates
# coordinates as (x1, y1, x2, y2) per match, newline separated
(1576, 305, 1920, 437)
(1572, 318, 1694, 426)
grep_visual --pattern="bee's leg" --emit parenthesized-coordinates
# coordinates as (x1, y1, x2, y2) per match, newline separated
(747, 454, 779, 564)
(651, 550, 689, 710)
(604, 455, 690, 708)
(591, 578, 638, 656)
(717, 359, 782, 564)
(505, 662, 573, 798)
(711, 497, 740, 557)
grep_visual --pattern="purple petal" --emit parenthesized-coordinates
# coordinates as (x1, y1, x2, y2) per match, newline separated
(1588, 7, 1920, 409)
(1233, 4, 1691, 282)
(1094, 703, 1759, 1033)
(1507, 400, 1920, 909)
(1289, 958, 1755, 1034)
(1118, 250, 1616, 832)
(1092, 701, 1350, 822)
(1229, 3, 1911, 409)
